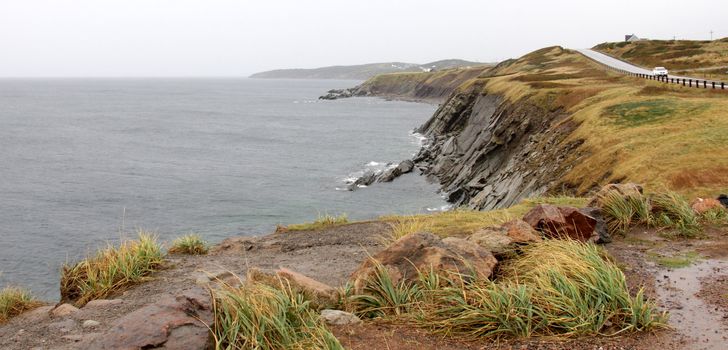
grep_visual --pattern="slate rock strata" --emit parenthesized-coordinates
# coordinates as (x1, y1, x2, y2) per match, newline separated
(412, 84, 584, 210)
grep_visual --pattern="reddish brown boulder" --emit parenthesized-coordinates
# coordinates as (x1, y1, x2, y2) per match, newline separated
(351, 232, 497, 293)
(468, 220, 541, 256)
(691, 198, 724, 215)
(86, 288, 212, 350)
(523, 204, 597, 242)
(276, 267, 337, 306)
(587, 183, 644, 207)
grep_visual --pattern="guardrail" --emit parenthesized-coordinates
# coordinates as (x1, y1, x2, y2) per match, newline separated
(600, 63, 726, 91)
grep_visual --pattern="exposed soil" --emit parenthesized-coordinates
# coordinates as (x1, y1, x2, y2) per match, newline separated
(1, 221, 727, 349)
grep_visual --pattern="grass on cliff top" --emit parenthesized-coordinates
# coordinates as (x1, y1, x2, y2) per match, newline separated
(60, 231, 164, 306)
(168, 234, 208, 255)
(381, 196, 587, 238)
(469, 45, 728, 199)
(349, 239, 666, 339)
(211, 281, 343, 350)
(594, 39, 728, 81)
(284, 213, 349, 232)
(0, 287, 43, 323)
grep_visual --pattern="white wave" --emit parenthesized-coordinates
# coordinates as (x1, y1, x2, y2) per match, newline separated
(426, 204, 454, 212)
(409, 131, 428, 146)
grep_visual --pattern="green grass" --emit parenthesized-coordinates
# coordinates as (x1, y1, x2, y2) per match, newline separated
(60, 231, 164, 306)
(286, 213, 349, 232)
(647, 251, 701, 268)
(598, 189, 652, 235)
(211, 281, 343, 350)
(604, 100, 709, 127)
(168, 234, 208, 255)
(0, 287, 42, 323)
(348, 239, 666, 339)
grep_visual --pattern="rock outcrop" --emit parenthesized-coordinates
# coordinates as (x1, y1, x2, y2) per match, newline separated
(351, 232, 497, 293)
(468, 219, 541, 257)
(346, 160, 416, 191)
(412, 85, 583, 210)
(523, 204, 597, 242)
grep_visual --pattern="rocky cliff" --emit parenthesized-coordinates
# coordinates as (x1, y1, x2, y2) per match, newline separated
(412, 82, 582, 210)
(320, 65, 491, 103)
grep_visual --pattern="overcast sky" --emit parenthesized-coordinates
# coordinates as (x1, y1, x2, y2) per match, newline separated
(1, 0, 726, 77)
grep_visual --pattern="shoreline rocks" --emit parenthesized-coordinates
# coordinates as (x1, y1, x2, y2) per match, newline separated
(345, 160, 417, 191)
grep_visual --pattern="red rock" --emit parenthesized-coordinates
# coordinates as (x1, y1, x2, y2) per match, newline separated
(501, 219, 542, 243)
(351, 232, 497, 293)
(523, 204, 597, 242)
(690, 198, 724, 215)
(86, 288, 212, 350)
(276, 267, 336, 303)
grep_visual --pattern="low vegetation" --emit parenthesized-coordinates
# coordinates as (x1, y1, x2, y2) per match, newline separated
(211, 281, 343, 350)
(60, 231, 164, 306)
(594, 39, 728, 81)
(381, 197, 587, 238)
(168, 234, 208, 255)
(647, 251, 701, 268)
(347, 239, 666, 339)
(598, 188, 720, 238)
(469, 46, 728, 200)
(285, 213, 349, 232)
(0, 287, 42, 323)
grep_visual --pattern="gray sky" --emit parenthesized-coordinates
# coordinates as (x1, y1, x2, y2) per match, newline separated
(1, 0, 726, 77)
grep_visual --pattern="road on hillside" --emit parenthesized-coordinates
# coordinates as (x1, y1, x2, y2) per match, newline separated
(577, 49, 723, 84)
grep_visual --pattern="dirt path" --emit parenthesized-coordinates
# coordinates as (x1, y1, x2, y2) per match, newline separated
(1, 222, 727, 349)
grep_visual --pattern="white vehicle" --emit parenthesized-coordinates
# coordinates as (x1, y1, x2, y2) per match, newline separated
(652, 67, 668, 76)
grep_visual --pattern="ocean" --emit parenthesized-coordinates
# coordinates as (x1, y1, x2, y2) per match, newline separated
(0, 78, 447, 300)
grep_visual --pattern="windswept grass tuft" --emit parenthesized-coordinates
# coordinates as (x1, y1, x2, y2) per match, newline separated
(599, 190, 652, 235)
(349, 239, 666, 339)
(349, 262, 421, 318)
(286, 213, 349, 232)
(0, 287, 42, 323)
(60, 231, 164, 306)
(168, 234, 208, 255)
(651, 191, 701, 237)
(382, 215, 433, 245)
(211, 281, 343, 350)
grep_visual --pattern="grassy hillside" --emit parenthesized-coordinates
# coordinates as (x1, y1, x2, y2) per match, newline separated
(461, 46, 728, 198)
(355, 65, 491, 101)
(594, 38, 728, 81)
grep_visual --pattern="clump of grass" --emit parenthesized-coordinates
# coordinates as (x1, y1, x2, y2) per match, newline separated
(168, 234, 208, 255)
(211, 281, 343, 350)
(349, 239, 666, 339)
(349, 262, 421, 318)
(286, 213, 349, 231)
(651, 191, 701, 237)
(382, 215, 433, 245)
(701, 206, 728, 225)
(0, 287, 42, 323)
(60, 231, 164, 306)
(599, 189, 652, 235)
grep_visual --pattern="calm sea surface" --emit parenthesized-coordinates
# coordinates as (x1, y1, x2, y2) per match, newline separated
(0, 78, 446, 300)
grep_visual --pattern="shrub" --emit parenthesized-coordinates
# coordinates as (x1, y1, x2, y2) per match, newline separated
(286, 213, 349, 231)
(211, 281, 343, 350)
(60, 231, 164, 306)
(383, 215, 433, 245)
(348, 262, 421, 318)
(0, 287, 42, 323)
(168, 234, 208, 255)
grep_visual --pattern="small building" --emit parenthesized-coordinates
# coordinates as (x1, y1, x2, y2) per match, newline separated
(624, 34, 642, 42)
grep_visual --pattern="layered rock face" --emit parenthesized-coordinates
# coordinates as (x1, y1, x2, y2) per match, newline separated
(413, 85, 583, 210)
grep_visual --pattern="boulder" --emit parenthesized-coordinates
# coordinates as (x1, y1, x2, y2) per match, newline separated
(523, 204, 597, 242)
(691, 197, 724, 215)
(276, 268, 337, 306)
(718, 194, 728, 208)
(82, 320, 101, 329)
(320, 309, 362, 325)
(579, 207, 611, 243)
(86, 288, 212, 350)
(587, 183, 644, 207)
(468, 220, 541, 256)
(84, 299, 123, 309)
(51, 303, 79, 317)
(351, 232, 497, 293)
